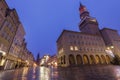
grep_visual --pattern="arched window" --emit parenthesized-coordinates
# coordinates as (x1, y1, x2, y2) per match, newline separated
(106, 55, 110, 64)
(101, 55, 106, 64)
(90, 55, 96, 64)
(83, 55, 89, 64)
(69, 54, 75, 65)
(76, 55, 82, 65)
(95, 55, 101, 64)
(63, 55, 66, 64)
(61, 57, 63, 64)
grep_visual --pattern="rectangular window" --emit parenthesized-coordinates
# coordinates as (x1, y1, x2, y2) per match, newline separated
(75, 46, 78, 51)
(70, 46, 74, 51)
(79, 48, 82, 51)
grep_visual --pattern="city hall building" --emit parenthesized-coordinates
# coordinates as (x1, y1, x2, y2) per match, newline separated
(57, 3, 120, 67)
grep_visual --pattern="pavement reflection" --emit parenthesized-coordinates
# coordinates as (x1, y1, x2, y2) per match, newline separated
(58, 65, 120, 80)
(40, 67, 50, 80)
(1, 65, 120, 80)
(13, 67, 29, 80)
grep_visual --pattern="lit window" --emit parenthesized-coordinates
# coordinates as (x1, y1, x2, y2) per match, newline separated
(61, 48, 63, 52)
(0, 59, 5, 66)
(75, 46, 78, 51)
(70, 46, 74, 51)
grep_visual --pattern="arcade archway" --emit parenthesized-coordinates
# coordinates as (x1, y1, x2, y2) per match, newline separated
(69, 54, 75, 65)
(76, 55, 82, 65)
(83, 55, 89, 64)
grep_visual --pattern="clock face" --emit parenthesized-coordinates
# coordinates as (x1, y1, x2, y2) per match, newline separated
(90, 19, 96, 22)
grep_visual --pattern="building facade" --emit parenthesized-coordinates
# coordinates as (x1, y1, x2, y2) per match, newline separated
(4, 23, 26, 69)
(20, 39, 34, 67)
(57, 3, 116, 67)
(47, 55, 57, 67)
(0, 0, 19, 69)
(40, 55, 50, 66)
(101, 28, 120, 57)
(0, 0, 34, 70)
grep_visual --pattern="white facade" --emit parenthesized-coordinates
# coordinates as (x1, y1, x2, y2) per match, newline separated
(57, 30, 111, 67)
(57, 4, 112, 67)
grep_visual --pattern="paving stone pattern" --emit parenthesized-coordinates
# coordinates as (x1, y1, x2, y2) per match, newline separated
(58, 65, 119, 80)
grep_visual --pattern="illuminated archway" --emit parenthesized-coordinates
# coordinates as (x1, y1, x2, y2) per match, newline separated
(83, 55, 89, 64)
(90, 55, 96, 64)
(101, 55, 106, 64)
(95, 55, 101, 64)
(106, 55, 111, 64)
(61, 57, 63, 64)
(69, 54, 75, 65)
(76, 55, 82, 65)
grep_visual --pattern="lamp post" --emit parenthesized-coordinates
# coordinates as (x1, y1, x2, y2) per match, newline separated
(106, 46, 115, 57)
(107, 46, 120, 65)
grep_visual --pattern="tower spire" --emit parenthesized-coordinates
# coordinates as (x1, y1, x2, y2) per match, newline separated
(78, 3, 100, 35)
(79, 3, 90, 20)
(80, 2, 83, 7)
(79, 2, 87, 14)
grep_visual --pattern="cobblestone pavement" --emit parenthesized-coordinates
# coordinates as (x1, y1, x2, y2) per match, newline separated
(0, 65, 120, 80)
(58, 65, 120, 80)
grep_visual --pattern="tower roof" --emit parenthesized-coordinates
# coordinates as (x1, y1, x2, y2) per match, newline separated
(80, 2, 84, 7)
(79, 2, 87, 14)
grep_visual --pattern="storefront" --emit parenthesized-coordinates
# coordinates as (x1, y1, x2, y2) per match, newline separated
(0, 51, 6, 70)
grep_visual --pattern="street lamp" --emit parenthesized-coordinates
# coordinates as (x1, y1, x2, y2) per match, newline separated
(25, 60, 29, 67)
(0, 50, 6, 66)
(110, 46, 114, 49)
(105, 46, 115, 57)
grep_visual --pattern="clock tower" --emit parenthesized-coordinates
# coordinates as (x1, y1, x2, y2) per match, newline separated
(79, 3, 100, 35)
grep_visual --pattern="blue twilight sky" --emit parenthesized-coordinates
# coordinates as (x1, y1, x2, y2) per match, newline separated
(6, 0, 120, 58)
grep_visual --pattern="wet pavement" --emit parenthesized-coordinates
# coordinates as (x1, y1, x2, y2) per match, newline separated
(58, 65, 120, 80)
(0, 65, 120, 80)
